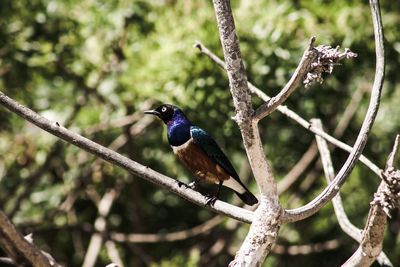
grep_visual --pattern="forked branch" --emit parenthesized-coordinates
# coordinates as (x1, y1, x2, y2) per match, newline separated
(283, 0, 385, 223)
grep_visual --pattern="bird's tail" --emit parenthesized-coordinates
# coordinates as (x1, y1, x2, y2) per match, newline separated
(235, 190, 258, 206)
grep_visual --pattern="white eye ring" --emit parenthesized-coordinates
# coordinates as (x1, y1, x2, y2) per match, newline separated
(161, 106, 167, 112)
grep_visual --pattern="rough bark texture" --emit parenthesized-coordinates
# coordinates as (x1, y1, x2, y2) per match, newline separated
(212, 1, 282, 266)
(0, 210, 59, 267)
(313, 119, 392, 266)
(212, 0, 253, 147)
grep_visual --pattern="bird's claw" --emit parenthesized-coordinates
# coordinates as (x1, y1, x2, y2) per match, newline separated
(177, 181, 190, 188)
(205, 194, 218, 206)
(188, 181, 197, 189)
(177, 180, 198, 190)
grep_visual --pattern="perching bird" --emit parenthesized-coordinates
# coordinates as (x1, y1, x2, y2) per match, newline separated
(145, 104, 258, 206)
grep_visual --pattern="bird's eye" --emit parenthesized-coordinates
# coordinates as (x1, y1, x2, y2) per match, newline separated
(161, 107, 167, 112)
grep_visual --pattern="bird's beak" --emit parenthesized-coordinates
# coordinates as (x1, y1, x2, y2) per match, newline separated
(144, 110, 160, 117)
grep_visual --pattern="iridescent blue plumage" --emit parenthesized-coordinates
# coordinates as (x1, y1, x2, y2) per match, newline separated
(190, 126, 239, 180)
(145, 104, 258, 206)
(166, 108, 192, 146)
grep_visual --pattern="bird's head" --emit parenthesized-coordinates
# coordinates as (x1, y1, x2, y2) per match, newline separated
(144, 104, 184, 124)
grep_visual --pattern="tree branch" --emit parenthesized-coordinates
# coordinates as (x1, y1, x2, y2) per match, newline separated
(282, 0, 385, 223)
(0, 210, 60, 267)
(253, 37, 317, 121)
(111, 216, 223, 243)
(345, 134, 399, 266)
(272, 238, 343, 256)
(194, 41, 382, 178)
(211, 1, 281, 266)
(278, 83, 369, 194)
(313, 119, 392, 267)
(82, 188, 120, 267)
(0, 91, 254, 224)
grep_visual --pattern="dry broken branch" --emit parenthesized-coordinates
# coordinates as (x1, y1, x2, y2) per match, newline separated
(313, 119, 392, 267)
(254, 38, 357, 121)
(344, 134, 399, 266)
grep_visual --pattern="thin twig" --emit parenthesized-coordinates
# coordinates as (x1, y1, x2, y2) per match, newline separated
(84, 100, 154, 135)
(0, 91, 254, 224)
(272, 238, 343, 255)
(111, 216, 223, 243)
(345, 135, 399, 266)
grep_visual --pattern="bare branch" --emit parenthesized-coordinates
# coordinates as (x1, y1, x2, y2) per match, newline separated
(282, 0, 385, 223)
(84, 100, 154, 135)
(313, 119, 392, 267)
(378, 135, 400, 216)
(0, 91, 254, 224)
(211, 1, 281, 266)
(272, 238, 343, 255)
(105, 241, 125, 267)
(253, 37, 319, 121)
(111, 216, 223, 243)
(278, 83, 369, 194)
(345, 135, 399, 267)
(195, 41, 382, 178)
(0, 210, 60, 267)
(82, 189, 119, 267)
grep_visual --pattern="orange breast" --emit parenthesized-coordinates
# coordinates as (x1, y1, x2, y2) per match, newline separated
(174, 140, 230, 184)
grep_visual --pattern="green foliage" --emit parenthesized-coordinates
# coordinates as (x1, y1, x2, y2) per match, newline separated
(0, 0, 399, 266)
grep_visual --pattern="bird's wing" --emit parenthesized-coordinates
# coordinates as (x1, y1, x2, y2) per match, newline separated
(190, 126, 240, 181)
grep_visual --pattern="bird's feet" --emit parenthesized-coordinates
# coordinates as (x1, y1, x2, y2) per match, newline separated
(177, 180, 198, 190)
(187, 181, 198, 189)
(205, 194, 218, 206)
(177, 180, 190, 188)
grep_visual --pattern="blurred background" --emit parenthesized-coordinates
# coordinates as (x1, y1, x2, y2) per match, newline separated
(0, 0, 399, 266)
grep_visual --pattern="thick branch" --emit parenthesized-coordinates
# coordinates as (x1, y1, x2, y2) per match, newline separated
(343, 184, 387, 267)
(0, 210, 60, 267)
(313, 119, 392, 267)
(212, 1, 281, 266)
(212, 0, 253, 145)
(0, 91, 253, 224)
(282, 0, 385, 223)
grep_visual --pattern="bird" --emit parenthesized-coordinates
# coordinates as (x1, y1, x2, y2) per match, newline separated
(145, 104, 258, 206)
